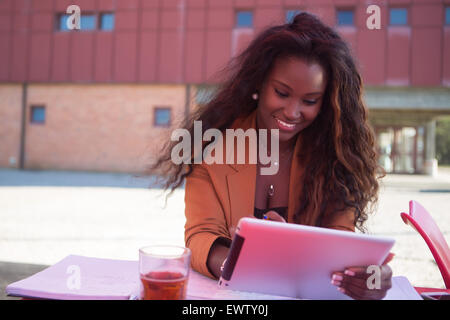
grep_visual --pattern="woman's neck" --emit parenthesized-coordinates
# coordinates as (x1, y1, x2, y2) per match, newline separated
(256, 114, 297, 156)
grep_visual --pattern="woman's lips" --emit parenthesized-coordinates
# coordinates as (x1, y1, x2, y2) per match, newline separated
(274, 117, 299, 132)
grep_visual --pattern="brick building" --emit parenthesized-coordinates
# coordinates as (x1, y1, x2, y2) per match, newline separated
(1, 0, 450, 174)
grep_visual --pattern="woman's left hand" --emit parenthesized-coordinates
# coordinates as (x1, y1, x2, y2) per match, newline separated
(330, 253, 395, 300)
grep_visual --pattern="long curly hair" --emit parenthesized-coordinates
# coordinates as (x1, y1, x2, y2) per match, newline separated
(149, 12, 385, 232)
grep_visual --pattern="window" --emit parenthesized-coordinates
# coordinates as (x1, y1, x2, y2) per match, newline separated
(58, 14, 71, 31)
(390, 8, 408, 26)
(286, 10, 301, 23)
(236, 11, 253, 28)
(57, 12, 111, 31)
(30, 106, 45, 124)
(337, 9, 354, 26)
(446, 7, 450, 25)
(100, 13, 115, 30)
(154, 108, 171, 127)
(80, 14, 97, 30)
(195, 85, 217, 106)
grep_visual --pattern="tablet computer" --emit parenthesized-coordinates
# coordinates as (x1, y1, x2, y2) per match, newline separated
(218, 218, 395, 300)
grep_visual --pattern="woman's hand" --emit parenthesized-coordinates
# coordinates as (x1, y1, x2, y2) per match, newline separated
(228, 211, 286, 239)
(331, 253, 395, 300)
(263, 210, 287, 223)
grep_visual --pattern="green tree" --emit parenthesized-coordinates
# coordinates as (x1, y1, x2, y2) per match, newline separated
(436, 117, 450, 165)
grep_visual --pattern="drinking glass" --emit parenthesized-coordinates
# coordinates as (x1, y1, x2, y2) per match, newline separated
(139, 245, 191, 300)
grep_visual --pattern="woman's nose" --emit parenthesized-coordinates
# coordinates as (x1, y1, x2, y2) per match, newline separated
(284, 101, 302, 122)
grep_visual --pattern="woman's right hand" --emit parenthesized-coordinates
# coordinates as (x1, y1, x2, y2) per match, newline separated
(219, 211, 286, 279)
(263, 210, 287, 223)
(228, 211, 286, 239)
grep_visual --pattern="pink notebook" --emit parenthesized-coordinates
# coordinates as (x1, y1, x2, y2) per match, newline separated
(6, 255, 140, 300)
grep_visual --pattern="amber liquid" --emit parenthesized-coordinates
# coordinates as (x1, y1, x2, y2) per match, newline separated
(140, 271, 188, 300)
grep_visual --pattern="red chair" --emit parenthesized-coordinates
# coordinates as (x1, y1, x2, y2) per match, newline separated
(400, 200, 450, 296)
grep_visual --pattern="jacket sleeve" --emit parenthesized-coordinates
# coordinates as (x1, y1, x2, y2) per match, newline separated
(184, 164, 231, 279)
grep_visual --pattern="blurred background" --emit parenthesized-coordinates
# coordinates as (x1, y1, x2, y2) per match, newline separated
(0, 0, 449, 299)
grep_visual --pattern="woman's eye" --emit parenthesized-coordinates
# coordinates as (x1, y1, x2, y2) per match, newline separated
(304, 100, 317, 105)
(274, 88, 288, 98)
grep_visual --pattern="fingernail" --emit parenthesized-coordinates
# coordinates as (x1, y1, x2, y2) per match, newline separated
(332, 274, 343, 281)
(263, 215, 268, 220)
(337, 287, 345, 293)
(344, 270, 356, 276)
(331, 279, 341, 287)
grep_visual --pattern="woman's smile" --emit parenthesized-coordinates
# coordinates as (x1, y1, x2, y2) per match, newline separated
(273, 116, 300, 132)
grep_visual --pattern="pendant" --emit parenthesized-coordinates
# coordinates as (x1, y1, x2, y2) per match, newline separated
(268, 184, 275, 197)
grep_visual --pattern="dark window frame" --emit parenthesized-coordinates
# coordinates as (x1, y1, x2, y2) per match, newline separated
(30, 105, 46, 124)
(445, 7, 450, 25)
(56, 13, 71, 32)
(153, 107, 172, 128)
(100, 12, 115, 31)
(79, 13, 98, 31)
(336, 7, 355, 26)
(389, 7, 409, 26)
(56, 11, 115, 32)
(235, 10, 254, 28)
(285, 9, 302, 23)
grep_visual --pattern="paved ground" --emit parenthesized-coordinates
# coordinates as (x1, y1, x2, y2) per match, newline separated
(1, 168, 449, 299)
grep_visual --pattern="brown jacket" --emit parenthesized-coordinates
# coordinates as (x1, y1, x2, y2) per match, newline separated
(184, 110, 355, 279)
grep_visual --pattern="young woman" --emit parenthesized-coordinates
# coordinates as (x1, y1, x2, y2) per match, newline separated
(151, 12, 392, 300)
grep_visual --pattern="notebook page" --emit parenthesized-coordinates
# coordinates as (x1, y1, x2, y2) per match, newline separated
(6, 255, 139, 300)
(186, 270, 298, 300)
(383, 276, 423, 300)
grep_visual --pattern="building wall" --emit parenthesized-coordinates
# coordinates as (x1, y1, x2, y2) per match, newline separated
(1, 0, 449, 173)
(0, 84, 22, 168)
(0, 0, 449, 86)
(18, 84, 187, 173)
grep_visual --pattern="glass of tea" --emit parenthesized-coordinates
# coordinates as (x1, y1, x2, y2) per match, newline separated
(139, 245, 191, 300)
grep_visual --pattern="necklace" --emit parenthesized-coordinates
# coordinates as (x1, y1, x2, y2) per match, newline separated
(266, 147, 294, 207)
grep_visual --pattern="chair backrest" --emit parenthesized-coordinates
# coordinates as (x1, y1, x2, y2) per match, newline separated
(400, 200, 450, 289)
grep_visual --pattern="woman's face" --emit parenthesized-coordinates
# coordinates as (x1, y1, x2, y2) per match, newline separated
(256, 56, 326, 144)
